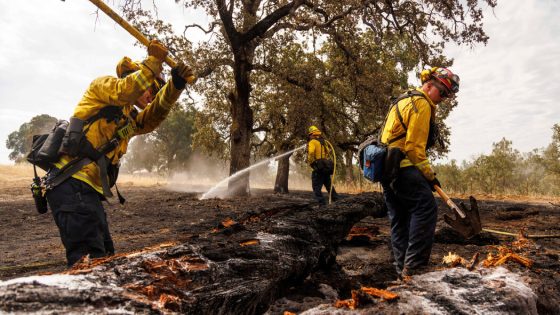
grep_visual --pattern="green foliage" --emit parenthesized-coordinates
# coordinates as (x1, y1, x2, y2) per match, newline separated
(435, 159, 465, 193)
(123, 134, 160, 172)
(435, 127, 560, 196)
(121, 0, 496, 186)
(542, 124, 560, 176)
(123, 105, 197, 172)
(5, 114, 58, 162)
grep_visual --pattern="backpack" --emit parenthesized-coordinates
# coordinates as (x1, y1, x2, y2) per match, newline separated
(26, 106, 130, 205)
(27, 120, 68, 171)
(310, 137, 335, 175)
(358, 90, 426, 183)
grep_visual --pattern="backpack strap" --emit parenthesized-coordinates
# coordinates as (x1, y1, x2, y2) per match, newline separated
(85, 106, 124, 125)
(317, 137, 331, 159)
(82, 106, 125, 135)
(46, 107, 129, 203)
(46, 137, 121, 193)
(386, 90, 426, 144)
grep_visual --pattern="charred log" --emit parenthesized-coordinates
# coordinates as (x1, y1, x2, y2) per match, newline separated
(0, 193, 385, 314)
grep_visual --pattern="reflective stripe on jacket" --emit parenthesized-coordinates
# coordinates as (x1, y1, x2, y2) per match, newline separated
(54, 56, 183, 194)
(380, 88, 436, 181)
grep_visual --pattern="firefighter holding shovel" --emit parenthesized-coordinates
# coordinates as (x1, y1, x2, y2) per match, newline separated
(45, 40, 194, 267)
(380, 67, 460, 278)
(34, 1, 197, 267)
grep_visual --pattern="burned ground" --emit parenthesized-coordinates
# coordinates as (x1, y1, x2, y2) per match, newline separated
(1, 183, 559, 314)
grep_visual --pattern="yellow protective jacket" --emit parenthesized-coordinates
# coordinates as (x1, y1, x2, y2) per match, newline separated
(307, 135, 331, 166)
(380, 88, 436, 181)
(54, 56, 183, 194)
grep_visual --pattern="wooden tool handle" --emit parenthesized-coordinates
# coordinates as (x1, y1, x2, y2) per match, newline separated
(434, 185, 466, 219)
(88, 0, 195, 83)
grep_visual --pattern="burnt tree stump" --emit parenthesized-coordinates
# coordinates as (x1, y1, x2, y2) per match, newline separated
(0, 193, 385, 314)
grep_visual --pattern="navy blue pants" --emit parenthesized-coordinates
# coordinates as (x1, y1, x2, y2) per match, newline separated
(382, 166, 438, 275)
(311, 170, 338, 205)
(46, 177, 114, 267)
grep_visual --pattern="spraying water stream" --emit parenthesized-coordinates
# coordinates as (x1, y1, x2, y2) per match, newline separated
(200, 144, 306, 199)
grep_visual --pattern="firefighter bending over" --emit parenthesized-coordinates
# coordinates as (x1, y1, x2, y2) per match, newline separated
(45, 40, 194, 267)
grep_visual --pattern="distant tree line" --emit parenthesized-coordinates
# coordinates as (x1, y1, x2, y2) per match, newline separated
(434, 124, 560, 196)
(6, 112, 559, 197)
(121, 104, 197, 173)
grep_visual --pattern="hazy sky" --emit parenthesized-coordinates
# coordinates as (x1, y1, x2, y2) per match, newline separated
(1, 0, 559, 165)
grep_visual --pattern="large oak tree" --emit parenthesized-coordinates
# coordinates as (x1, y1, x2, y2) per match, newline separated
(121, 0, 497, 196)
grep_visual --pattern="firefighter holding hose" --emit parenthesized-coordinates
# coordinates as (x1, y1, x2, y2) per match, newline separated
(307, 126, 339, 206)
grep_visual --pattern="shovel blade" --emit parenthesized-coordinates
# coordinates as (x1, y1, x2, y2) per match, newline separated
(444, 196, 482, 239)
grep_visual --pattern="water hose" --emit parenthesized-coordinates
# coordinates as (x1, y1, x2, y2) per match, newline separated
(325, 140, 336, 205)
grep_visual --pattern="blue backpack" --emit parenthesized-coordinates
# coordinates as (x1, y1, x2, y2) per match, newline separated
(357, 90, 427, 183)
(358, 136, 387, 183)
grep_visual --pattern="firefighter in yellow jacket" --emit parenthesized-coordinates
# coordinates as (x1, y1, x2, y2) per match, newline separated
(380, 67, 459, 278)
(307, 126, 339, 206)
(45, 40, 194, 266)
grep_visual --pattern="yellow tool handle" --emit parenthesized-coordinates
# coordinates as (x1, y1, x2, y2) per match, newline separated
(88, 0, 196, 83)
(325, 140, 336, 205)
(434, 185, 466, 219)
(481, 228, 560, 239)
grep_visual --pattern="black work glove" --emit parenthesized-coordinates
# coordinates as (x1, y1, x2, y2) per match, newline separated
(171, 62, 194, 90)
(428, 177, 441, 192)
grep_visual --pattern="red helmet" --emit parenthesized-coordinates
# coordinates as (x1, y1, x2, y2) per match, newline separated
(432, 67, 460, 94)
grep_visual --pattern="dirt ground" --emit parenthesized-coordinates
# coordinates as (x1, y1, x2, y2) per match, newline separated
(1, 167, 559, 313)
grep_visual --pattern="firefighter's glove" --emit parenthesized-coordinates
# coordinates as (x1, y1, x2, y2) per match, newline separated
(171, 62, 194, 90)
(428, 177, 441, 192)
(147, 40, 168, 62)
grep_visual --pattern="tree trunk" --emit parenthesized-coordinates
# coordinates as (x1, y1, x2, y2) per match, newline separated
(228, 49, 254, 196)
(345, 150, 354, 185)
(0, 194, 386, 314)
(274, 152, 292, 194)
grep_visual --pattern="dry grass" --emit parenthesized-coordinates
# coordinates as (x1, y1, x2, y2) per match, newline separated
(0, 164, 165, 189)
(118, 173, 168, 187)
(446, 192, 560, 205)
(0, 164, 43, 189)
(335, 180, 382, 194)
(2, 164, 559, 203)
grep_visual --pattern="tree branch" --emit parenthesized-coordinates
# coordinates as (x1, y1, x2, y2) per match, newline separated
(252, 63, 315, 92)
(197, 58, 235, 78)
(216, 0, 239, 44)
(241, 0, 305, 43)
(184, 22, 220, 34)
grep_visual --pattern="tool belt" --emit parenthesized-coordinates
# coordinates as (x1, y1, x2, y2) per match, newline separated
(27, 106, 132, 210)
(312, 159, 334, 175)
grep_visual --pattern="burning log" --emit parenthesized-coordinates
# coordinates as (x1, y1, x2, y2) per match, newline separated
(334, 290, 360, 310)
(442, 252, 467, 267)
(442, 252, 480, 271)
(483, 246, 533, 268)
(467, 252, 480, 271)
(334, 286, 399, 310)
(345, 226, 379, 243)
(0, 193, 386, 314)
(360, 286, 399, 301)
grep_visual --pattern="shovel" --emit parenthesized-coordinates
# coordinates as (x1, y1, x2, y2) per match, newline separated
(64, 0, 195, 83)
(434, 186, 482, 239)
